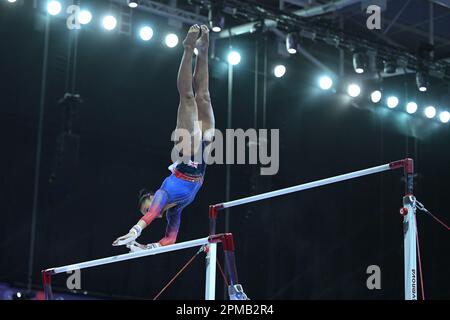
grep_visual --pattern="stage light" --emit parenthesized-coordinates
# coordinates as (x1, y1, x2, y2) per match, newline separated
(209, 8, 225, 33)
(165, 34, 179, 48)
(416, 71, 428, 92)
(319, 76, 333, 90)
(210, 17, 225, 33)
(352, 52, 365, 74)
(139, 26, 154, 41)
(127, 0, 139, 8)
(7, 0, 17, 3)
(370, 90, 382, 103)
(103, 15, 117, 31)
(406, 102, 418, 114)
(227, 51, 241, 66)
(347, 84, 361, 97)
(47, 1, 62, 16)
(274, 65, 286, 78)
(286, 33, 298, 54)
(439, 111, 450, 123)
(424, 106, 436, 119)
(78, 10, 92, 25)
(387, 96, 399, 109)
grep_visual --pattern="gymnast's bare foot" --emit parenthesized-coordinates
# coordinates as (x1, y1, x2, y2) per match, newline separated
(195, 25, 209, 55)
(183, 24, 200, 50)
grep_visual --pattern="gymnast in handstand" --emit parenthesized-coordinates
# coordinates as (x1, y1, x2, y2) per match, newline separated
(112, 24, 215, 250)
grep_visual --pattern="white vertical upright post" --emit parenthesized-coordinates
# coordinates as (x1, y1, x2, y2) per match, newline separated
(205, 243, 217, 300)
(403, 196, 417, 300)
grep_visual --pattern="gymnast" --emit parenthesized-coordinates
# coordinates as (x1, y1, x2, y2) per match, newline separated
(113, 24, 215, 250)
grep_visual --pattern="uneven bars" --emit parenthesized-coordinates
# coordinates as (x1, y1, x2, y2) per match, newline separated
(44, 237, 210, 275)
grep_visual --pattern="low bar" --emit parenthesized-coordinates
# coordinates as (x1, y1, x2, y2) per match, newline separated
(44, 237, 210, 275)
(42, 234, 246, 300)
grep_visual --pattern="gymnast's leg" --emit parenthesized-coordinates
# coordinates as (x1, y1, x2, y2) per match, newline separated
(158, 206, 183, 246)
(193, 25, 215, 142)
(175, 24, 202, 156)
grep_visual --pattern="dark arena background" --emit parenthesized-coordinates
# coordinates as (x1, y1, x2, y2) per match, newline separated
(0, 0, 449, 301)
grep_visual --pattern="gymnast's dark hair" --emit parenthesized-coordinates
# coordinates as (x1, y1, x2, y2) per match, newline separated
(138, 189, 154, 209)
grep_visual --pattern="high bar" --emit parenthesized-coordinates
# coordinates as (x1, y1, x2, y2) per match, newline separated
(44, 237, 210, 275)
(214, 160, 413, 210)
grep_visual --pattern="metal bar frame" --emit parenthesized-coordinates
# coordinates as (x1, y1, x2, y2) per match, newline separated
(42, 233, 238, 300)
(209, 158, 417, 300)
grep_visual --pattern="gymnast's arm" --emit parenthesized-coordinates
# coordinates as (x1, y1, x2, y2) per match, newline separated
(126, 208, 181, 250)
(112, 190, 169, 246)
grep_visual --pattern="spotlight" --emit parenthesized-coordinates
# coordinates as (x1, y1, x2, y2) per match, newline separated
(139, 26, 154, 41)
(347, 84, 361, 98)
(406, 102, 418, 114)
(424, 106, 436, 119)
(416, 71, 428, 92)
(439, 111, 450, 123)
(227, 51, 241, 66)
(78, 10, 92, 25)
(165, 34, 179, 48)
(47, 1, 62, 16)
(387, 96, 399, 109)
(7, 0, 17, 3)
(102, 15, 117, 31)
(127, 0, 139, 8)
(352, 52, 366, 74)
(319, 76, 333, 90)
(383, 60, 397, 74)
(370, 90, 382, 103)
(286, 33, 298, 55)
(274, 65, 286, 78)
(209, 7, 225, 33)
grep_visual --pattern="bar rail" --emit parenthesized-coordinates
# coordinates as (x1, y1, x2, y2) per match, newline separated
(210, 159, 413, 215)
(44, 237, 210, 275)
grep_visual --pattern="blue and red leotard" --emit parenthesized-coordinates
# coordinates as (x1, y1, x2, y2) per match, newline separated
(141, 142, 207, 245)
